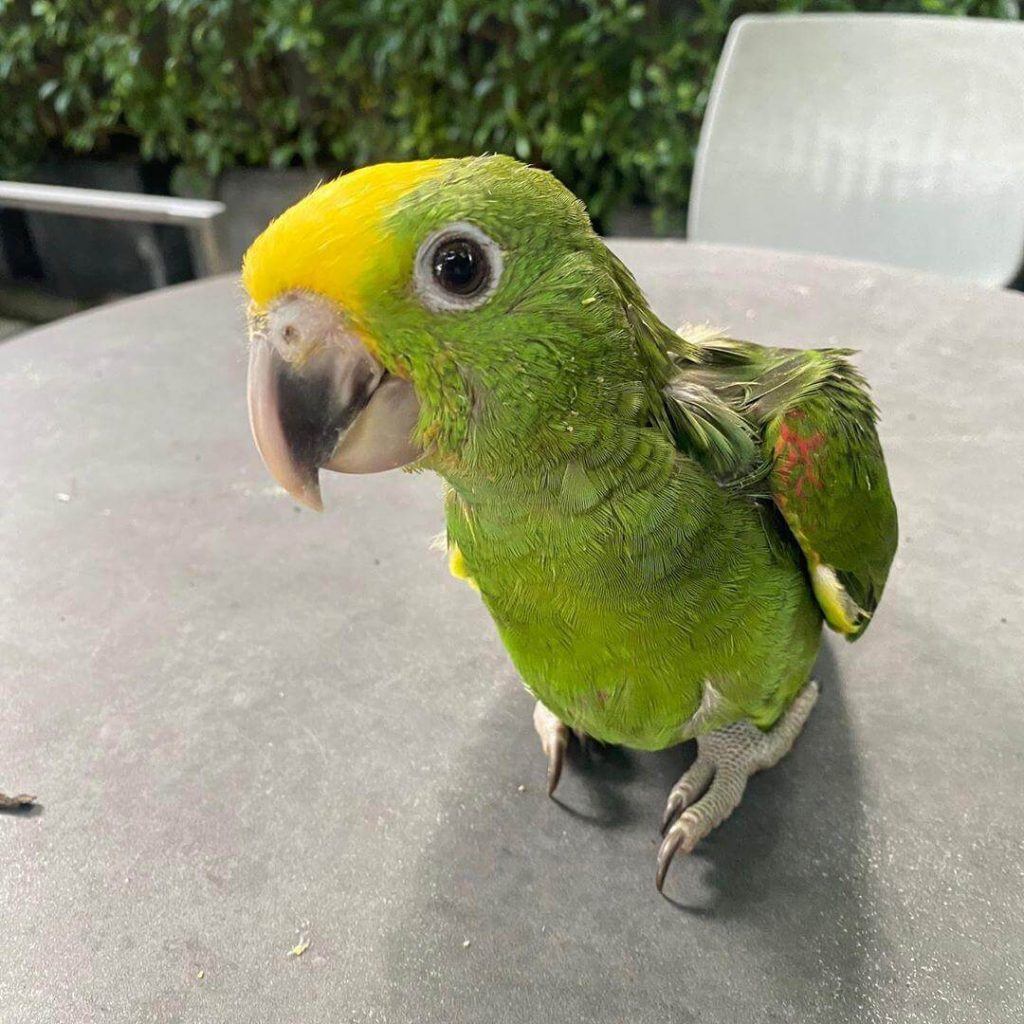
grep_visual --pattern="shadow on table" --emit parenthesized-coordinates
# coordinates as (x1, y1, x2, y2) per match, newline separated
(0, 797, 43, 818)
(383, 642, 882, 1023)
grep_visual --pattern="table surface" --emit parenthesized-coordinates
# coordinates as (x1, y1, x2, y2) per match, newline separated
(2, 242, 1022, 1024)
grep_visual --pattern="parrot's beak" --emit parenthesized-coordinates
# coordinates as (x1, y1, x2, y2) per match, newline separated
(246, 292, 422, 511)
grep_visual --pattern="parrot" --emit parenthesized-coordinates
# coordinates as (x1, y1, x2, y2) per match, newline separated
(242, 155, 898, 892)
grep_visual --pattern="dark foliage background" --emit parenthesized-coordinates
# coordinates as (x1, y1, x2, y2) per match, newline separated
(1, 0, 1018, 225)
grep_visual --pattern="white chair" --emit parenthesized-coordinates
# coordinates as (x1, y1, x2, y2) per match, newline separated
(688, 14, 1024, 286)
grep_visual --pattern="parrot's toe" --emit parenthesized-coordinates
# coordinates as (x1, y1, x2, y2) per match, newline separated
(660, 755, 714, 833)
(656, 680, 819, 894)
(532, 700, 570, 797)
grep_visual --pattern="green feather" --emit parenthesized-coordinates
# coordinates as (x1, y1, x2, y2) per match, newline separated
(353, 155, 896, 747)
(670, 328, 898, 637)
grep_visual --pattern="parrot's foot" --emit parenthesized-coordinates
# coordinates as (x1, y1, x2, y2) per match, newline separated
(656, 680, 819, 893)
(533, 700, 572, 797)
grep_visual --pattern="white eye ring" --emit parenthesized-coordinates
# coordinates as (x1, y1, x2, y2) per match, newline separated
(413, 221, 504, 312)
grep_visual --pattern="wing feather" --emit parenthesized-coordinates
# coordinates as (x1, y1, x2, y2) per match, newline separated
(663, 328, 898, 638)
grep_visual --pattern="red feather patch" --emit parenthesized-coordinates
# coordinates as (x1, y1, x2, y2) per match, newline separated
(773, 410, 826, 500)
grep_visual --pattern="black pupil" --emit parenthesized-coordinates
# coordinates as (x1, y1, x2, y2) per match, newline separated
(433, 239, 487, 296)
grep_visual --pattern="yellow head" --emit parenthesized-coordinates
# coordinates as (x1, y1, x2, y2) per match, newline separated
(241, 155, 627, 509)
(243, 159, 451, 338)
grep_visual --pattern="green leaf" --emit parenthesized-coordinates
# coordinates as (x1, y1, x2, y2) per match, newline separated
(0, 0, 1019, 217)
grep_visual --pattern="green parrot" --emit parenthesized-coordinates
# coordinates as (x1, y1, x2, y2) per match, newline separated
(243, 155, 898, 891)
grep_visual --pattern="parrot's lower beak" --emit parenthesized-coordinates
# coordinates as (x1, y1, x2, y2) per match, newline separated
(246, 292, 422, 511)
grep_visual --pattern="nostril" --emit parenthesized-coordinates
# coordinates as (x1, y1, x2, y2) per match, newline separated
(266, 293, 345, 362)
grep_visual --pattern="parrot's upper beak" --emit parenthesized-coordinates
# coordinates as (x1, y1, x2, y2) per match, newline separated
(246, 291, 422, 511)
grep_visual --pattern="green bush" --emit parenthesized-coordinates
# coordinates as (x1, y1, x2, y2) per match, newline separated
(1, 0, 1019, 227)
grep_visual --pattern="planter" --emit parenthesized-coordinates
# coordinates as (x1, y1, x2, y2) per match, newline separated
(0, 208, 39, 286)
(23, 159, 193, 301)
(173, 166, 325, 274)
(605, 203, 686, 239)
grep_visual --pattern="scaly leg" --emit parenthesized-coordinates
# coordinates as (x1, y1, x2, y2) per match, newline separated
(656, 680, 819, 892)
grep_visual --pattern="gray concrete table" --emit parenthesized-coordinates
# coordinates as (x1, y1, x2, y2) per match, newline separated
(2, 242, 1021, 1024)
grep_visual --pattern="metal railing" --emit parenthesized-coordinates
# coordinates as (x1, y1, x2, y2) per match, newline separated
(0, 180, 227, 277)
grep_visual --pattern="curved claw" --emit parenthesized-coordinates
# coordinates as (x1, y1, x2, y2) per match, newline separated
(660, 755, 713, 834)
(546, 741, 565, 797)
(660, 794, 683, 835)
(533, 701, 570, 798)
(656, 812, 707, 893)
(656, 825, 688, 893)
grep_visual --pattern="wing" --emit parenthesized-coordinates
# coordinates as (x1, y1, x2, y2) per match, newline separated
(664, 328, 898, 639)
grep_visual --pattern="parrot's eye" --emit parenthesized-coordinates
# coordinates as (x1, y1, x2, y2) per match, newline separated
(414, 222, 503, 312)
(433, 239, 486, 296)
